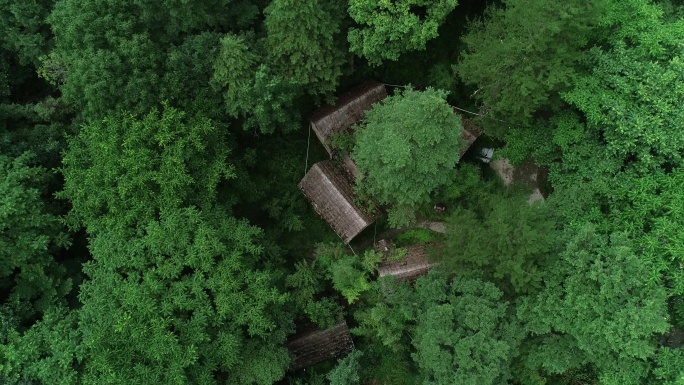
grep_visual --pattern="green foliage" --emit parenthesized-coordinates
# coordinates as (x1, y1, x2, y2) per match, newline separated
(434, 161, 482, 204)
(78, 207, 290, 385)
(317, 244, 380, 303)
(48, 0, 249, 120)
(60, 105, 234, 234)
(354, 272, 521, 384)
(411, 273, 520, 385)
(438, 188, 559, 293)
(671, 296, 684, 329)
(563, 38, 684, 171)
(0, 0, 54, 65)
(517, 225, 670, 384)
(393, 229, 438, 248)
(352, 88, 462, 227)
(353, 279, 417, 352)
(285, 260, 343, 328)
(211, 34, 302, 133)
(359, 342, 419, 385)
(264, 0, 346, 96)
(327, 350, 363, 385)
(348, 0, 459, 65)
(457, 0, 605, 128)
(327, 131, 356, 154)
(650, 347, 684, 385)
(0, 306, 82, 385)
(0, 152, 70, 318)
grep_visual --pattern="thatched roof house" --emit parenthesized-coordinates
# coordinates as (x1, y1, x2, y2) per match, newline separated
(377, 243, 437, 282)
(310, 80, 387, 155)
(286, 320, 355, 371)
(299, 160, 375, 243)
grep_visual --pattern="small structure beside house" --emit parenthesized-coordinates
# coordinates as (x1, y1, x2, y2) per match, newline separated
(376, 243, 437, 282)
(310, 80, 387, 155)
(299, 160, 375, 243)
(459, 117, 484, 157)
(286, 320, 355, 371)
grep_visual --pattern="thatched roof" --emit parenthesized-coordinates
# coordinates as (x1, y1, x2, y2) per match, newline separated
(299, 160, 375, 243)
(286, 320, 355, 371)
(377, 243, 436, 282)
(340, 154, 360, 181)
(310, 80, 387, 155)
(459, 118, 483, 157)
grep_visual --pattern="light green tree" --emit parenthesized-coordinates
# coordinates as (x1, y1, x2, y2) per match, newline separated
(327, 350, 363, 385)
(59, 105, 234, 234)
(78, 208, 290, 385)
(352, 88, 462, 227)
(348, 0, 458, 65)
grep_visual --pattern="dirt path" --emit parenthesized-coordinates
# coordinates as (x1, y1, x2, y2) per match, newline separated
(490, 157, 546, 204)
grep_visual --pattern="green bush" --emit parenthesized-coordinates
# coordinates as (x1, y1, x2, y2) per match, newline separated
(394, 229, 438, 248)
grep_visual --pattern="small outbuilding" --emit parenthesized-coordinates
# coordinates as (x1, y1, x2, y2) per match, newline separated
(458, 118, 484, 157)
(286, 320, 355, 371)
(299, 160, 375, 243)
(377, 243, 437, 282)
(310, 80, 387, 155)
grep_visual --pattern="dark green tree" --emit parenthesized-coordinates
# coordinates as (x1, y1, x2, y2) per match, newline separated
(438, 188, 559, 293)
(0, 152, 70, 319)
(48, 0, 258, 120)
(0, 0, 54, 65)
(211, 33, 302, 134)
(264, 0, 347, 96)
(327, 350, 363, 385)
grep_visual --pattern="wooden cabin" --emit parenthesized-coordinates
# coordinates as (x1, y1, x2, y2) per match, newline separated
(309, 80, 387, 155)
(376, 243, 438, 282)
(299, 160, 375, 243)
(286, 320, 355, 371)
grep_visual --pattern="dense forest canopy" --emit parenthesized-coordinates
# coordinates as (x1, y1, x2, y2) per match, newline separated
(1, 0, 684, 384)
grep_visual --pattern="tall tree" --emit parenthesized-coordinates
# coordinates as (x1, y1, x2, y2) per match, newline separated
(348, 0, 458, 65)
(59, 105, 234, 234)
(438, 187, 560, 294)
(411, 274, 520, 385)
(78, 208, 290, 385)
(48, 0, 258, 120)
(352, 87, 462, 227)
(210, 33, 302, 134)
(0, 152, 70, 319)
(60, 106, 293, 384)
(264, 0, 347, 96)
(354, 272, 521, 385)
(517, 225, 670, 384)
(457, 0, 607, 129)
(0, 0, 54, 65)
